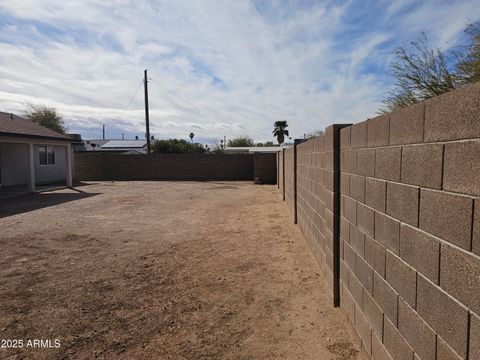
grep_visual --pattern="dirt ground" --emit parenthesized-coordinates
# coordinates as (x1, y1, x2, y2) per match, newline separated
(0, 181, 362, 359)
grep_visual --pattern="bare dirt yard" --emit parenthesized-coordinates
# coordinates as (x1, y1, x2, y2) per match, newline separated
(0, 181, 362, 359)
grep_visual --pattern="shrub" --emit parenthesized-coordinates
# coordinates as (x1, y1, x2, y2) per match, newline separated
(152, 139, 206, 154)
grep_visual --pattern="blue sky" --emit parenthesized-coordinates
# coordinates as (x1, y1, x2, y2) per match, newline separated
(0, 0, 479, 143)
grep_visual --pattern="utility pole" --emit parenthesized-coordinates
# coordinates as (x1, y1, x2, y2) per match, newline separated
(144, 69, 151, 154)
(102, 124, 105, 140)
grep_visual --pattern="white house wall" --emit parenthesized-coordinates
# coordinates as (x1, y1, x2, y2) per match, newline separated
(34, 145, 67, 184)
(0, 142, 29, 186)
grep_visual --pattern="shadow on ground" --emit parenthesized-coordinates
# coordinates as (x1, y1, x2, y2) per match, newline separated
(0, 189, 100, 218)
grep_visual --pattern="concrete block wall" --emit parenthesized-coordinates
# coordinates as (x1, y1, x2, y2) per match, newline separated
(74, 153, 266, 181)
(277, 82, 480, 360)
(296, 130, 336, 288)
(253, 153, 277, 184)
(284, 147, 296, 215)
(278, 150, 284, 196)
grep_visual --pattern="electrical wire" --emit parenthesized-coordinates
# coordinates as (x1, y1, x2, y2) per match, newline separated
(116, 80, 143, 121)
(149, 77, 227, 123)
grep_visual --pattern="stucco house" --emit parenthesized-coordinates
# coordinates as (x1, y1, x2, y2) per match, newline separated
(0, 112, 73, 192)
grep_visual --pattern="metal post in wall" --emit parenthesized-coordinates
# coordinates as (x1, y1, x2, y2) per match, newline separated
(332, 124, 350, 307)
(282, 148, 285, 201)
(277, 151, 280, 189)
(293, 143, 298, 224)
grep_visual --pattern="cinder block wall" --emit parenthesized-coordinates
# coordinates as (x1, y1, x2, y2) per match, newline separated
(278, 150, 284, 194)
(253, 153, 277, 184)
(277, 82, 480, 360)
(296, 131, 336, 289)
(284, 147, 296, 215)
(75, 153, 258, 181)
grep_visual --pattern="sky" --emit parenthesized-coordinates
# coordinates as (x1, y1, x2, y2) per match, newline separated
(0, 1, 479, 144)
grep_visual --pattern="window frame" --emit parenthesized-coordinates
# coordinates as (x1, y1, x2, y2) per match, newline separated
(39, 145, 55, 166)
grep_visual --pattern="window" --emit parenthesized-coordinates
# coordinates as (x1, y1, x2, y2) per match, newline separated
(39, 146, 55, 165)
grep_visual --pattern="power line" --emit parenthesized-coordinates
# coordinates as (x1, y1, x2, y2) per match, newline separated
(116, 80, 143, 121)
(149, 77, 226, 123)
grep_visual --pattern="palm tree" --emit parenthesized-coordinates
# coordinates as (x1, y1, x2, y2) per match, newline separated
(189, 132, 195, 143)
(273, 121, 289, 145)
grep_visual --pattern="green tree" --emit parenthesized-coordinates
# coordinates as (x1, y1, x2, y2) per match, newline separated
(380, 22, 480, 113)
(263, 141, 277, 147)
(152, 139, 205, 154)
(227, 136, 255, 147)
(455, 22, 480, 84)
(24, 104, 67, 134)
(211, 139, 225, 154)
(273, 121, 289, 145)
(380, 34, 456, 114)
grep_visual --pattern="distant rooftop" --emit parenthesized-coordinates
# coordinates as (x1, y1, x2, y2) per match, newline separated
(224, 146, 281, 154)
(101, 140, 147, 149)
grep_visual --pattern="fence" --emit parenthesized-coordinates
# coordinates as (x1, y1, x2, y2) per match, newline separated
(278, 81, 480, 360)
(74, 152, 277, 183)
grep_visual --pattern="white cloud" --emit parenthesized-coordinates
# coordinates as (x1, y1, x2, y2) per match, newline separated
(0, 0, 479, 142)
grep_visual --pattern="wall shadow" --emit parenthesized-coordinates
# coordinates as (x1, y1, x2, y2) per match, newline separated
(0, 191, 100, 218)
(72, 181, 100, 188)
